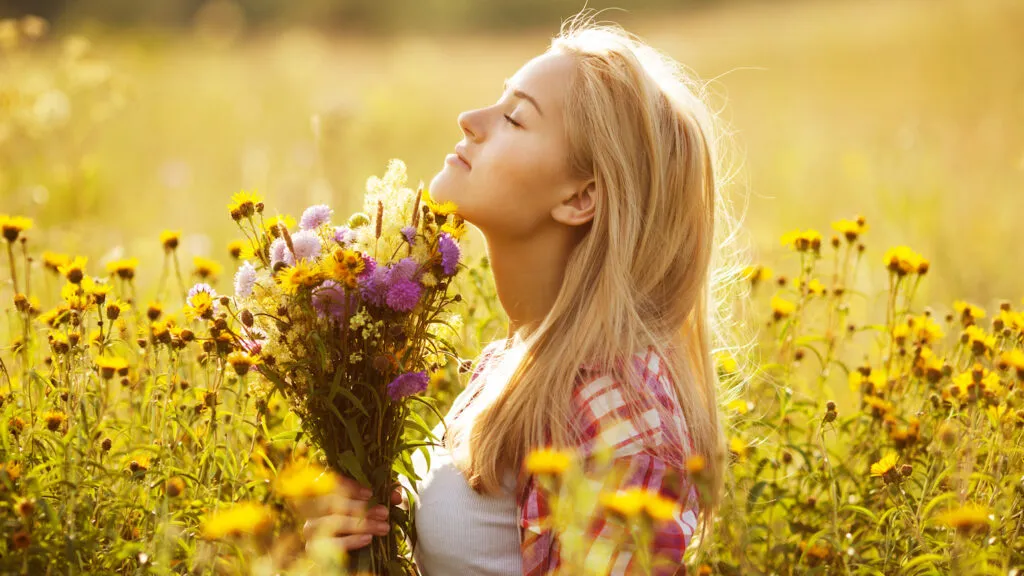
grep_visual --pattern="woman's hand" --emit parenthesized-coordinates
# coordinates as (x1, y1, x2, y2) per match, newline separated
(296, 475, 404, 552)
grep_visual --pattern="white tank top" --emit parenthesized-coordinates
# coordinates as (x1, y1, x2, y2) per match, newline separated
(410, 343, 522, 576)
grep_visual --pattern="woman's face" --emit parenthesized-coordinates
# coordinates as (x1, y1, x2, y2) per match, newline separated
(429, 50, 591, 240)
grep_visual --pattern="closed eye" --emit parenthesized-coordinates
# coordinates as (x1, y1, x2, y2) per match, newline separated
(503, 113, 522, 128)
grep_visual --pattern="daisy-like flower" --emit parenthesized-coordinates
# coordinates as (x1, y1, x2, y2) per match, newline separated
(438, 233, 461, 276)
(870, 452, 899, 479)
(226, 350, 260, 376)
(41, 251, 70, 274)
(269, 238, 294, 268)
(290, 230, 322, 262)
(770, 294, 796, 320)
(58, 256, 88, 284)
(299, 204, 333, 230)
(831, 216, 868, 243)
(94, 355, 129, 379)
(883, 245, 928, 277)
(263, 214, 296, 238)
(524, 448, 572, 476)
(202, 502, 273, 540)
(43, 410, 67, 432)
(599, 487, 679, 523)
(193, 257, 222, 280)
(160, 230, 181, 252)
(276, 259, 323, 295)
(105, 257, 139, 280)
(186, 283, 218, 319)
(741, 264, 772, 287)
(227, 240, 245, 259)
(386, 278, 421, 312)
(385, 370, 429, 400)
(234, 261, 258, 298)
(780, 229, 822, 253)
(421, 188, 458, 216)
(936, 503, 991, 534)
(320, 248, 366, 289)
(0, 214, 33, 243)
(228, 190, 263, 221)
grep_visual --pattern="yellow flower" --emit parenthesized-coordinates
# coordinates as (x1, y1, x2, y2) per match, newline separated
(935, 503, 991, 534)
(524, 448, 573, 476)
(319, 248, 365, 289)
(58, 256, 88, 284)
(276, 259, 323, 295)
(0, 214, 33, 243)
(953, 300, 986, 324)
(599, 487, 679, 523)
(185, 291, 216, 320)
(685, 454, 707, 474)
(883, 245, 928, 276)
(780, 229, 822, 253)
(193, 256, 223, 280)
(741, 264, 773, 286)
(725, 398, 749, 414)
(43, 410, 67, 432)
(226, 350, 260, 376)
(41, 251, 70, 274)
(907, 315, 945, 345)
(715, 351, 739, 374)
(227, 240, 246, 259)
(228, 190, 263, 221)
(962, 325, 995, 356)
(863, 394, 893, 417)
(105, 257, 139, 280)
(770, 294, 796, 320)
(82, 276, 112, 302)
(869, 452, 898, 478)
(160, 230, 181, 252)
(440, 220, 467, 239)
(422, 188, 458, 216)
(202, 502, 273, 540)
(263, 214, 296, 238)
(729, 436, 749, 461)
(94, 355, 129, 379)
(1001, 349, 1024, 380)
(273, 462, 339, 499)
(831, 217, 868, 243)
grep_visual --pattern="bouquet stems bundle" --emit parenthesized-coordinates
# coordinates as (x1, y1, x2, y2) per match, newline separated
(226, 160, 467, 574)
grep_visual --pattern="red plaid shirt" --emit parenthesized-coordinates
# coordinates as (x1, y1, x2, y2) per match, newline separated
(462, 342, 699, 576)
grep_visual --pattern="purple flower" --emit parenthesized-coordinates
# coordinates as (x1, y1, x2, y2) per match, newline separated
(291, 230, 322, 261)
(334, 226, 356, 245)
(234, 261, 257, 298)
(270, 238, 294, 267)
(300, 204, 333, 230)
(401, 225, 417, 246)
(386, 277, 421, 312)
(312, 280, 357, 321)
(358, 260, 388, 307)
(240, 336, 264, 355)
(386, 370, 429, 401)
(438, 233, 461, 276)
(387, 257, 420, 284)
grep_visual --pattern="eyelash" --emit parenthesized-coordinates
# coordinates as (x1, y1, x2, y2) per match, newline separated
(503, 113, 522, 128)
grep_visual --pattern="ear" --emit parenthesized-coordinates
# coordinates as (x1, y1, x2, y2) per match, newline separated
(550, 179, 596, 227)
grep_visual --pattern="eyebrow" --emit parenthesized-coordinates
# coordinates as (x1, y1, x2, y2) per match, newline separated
(504, 78, 544, 116)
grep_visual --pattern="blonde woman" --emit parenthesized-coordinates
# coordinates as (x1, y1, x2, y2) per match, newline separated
(302, 15, 742, 576)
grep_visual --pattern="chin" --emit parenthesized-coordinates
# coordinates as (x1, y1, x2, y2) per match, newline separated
(428, 167, 460, 206)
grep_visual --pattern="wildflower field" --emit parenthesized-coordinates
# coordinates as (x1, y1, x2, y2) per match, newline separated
(2, 0, 1024, 573)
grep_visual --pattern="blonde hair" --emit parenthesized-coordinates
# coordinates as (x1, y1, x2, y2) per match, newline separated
(450, 14, 749, 549)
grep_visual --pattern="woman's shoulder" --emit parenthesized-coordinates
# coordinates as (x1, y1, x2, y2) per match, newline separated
(570, 345, 691, 459)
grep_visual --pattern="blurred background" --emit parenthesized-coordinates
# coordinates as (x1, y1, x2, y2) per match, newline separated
(0, 0, 1021, 308)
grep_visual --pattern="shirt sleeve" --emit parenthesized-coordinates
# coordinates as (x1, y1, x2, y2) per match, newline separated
(519, 352, 699, 576)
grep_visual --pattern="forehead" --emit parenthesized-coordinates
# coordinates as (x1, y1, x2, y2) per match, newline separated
(508, 51, 576, 110)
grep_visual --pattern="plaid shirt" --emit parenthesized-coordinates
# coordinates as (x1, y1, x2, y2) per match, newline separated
(461, 342, 700, 576)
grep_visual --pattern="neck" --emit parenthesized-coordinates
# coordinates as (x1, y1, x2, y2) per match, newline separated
(484, 227, 578, 342)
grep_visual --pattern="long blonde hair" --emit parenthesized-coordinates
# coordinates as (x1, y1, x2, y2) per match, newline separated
(450, 15, 748, 547)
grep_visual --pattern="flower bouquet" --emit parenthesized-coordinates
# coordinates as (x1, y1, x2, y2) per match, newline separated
(226, 160, 466, 574)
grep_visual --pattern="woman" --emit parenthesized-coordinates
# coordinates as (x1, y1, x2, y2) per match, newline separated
(302, 15, 739, 575)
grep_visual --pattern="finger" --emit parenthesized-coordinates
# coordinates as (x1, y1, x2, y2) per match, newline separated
(335, 476, 373, 501)
(390, 487, 403, 506)
(293, 492, 365, 519)
(302, 515, 390, 541)
(323, 533, 374, 551)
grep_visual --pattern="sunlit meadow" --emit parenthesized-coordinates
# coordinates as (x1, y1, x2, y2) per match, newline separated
(2, 0, 1023, 573)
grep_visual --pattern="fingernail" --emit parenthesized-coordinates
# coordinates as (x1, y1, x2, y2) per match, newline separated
(358, 487, 373, 499)
(373, 522, 390, 534)
(358, 534, 373, 544)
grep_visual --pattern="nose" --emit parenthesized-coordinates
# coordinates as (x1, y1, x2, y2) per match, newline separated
(457, 108, 483, 142)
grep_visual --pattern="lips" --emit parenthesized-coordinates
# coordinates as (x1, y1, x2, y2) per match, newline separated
(454, 145, 472, 169)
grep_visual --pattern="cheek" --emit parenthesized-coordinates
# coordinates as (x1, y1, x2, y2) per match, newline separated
(473, 136, 567, 233)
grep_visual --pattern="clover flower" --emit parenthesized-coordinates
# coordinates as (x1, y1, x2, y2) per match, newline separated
(438, 233, 461, 276)
(290, 230, 322, 261)
(234, 261, 257, 298)
(385, 370, 429, 400)
(299, 204, 333, 230)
